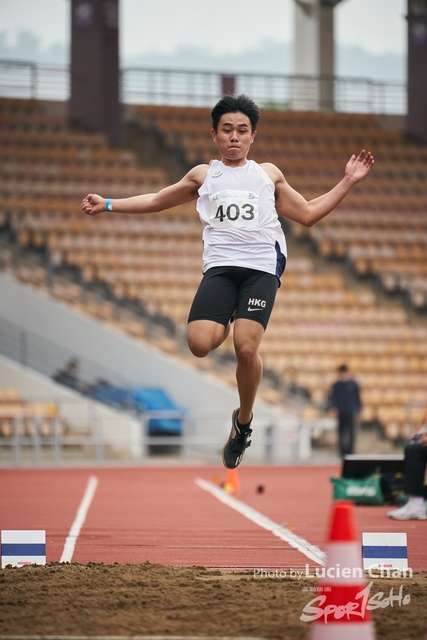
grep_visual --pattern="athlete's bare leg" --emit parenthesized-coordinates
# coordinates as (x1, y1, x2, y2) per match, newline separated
(233, 318, 264, 424)
(187, 318, 264, 424)
(187, 319, 230, 358)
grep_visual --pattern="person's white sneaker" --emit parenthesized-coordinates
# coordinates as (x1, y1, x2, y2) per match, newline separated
(388, 501, 427, 520)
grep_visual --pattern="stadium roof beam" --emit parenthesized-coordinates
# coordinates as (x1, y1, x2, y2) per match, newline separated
(292, 0, 347, 111)
(407, 0, 427, 143)
(69, 0, 121, 148)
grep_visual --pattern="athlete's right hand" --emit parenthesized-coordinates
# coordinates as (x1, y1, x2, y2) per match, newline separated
(81, 193, 106, 216)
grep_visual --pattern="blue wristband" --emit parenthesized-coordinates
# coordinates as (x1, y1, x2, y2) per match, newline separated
(105, 198, 113, 212)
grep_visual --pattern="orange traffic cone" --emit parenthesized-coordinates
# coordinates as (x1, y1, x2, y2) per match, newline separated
(308, 500, 376, 639)
(223, 468, 240, 496)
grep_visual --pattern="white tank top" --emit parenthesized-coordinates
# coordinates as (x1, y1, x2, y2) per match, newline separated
(196, 159, 287, 278)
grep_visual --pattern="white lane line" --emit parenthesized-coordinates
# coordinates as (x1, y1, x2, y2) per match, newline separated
(60, 475, 99, 563)
(195, 477, 326, 566)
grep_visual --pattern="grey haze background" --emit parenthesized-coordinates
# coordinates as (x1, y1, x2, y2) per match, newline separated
(0, 0, 407, 81)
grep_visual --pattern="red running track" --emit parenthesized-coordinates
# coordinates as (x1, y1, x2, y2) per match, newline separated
(0, 465, 426, 571)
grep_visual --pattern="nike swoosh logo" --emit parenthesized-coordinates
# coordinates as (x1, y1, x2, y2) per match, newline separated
(247, 308, 261, 312)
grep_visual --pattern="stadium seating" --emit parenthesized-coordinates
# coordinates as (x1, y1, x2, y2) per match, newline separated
(0, 387, 58, 438)
(132, 103, 427, 316)
(1, 96, 427, 445)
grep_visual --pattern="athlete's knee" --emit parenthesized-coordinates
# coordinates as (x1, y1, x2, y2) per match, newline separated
(187, 320, 229, 357)
(235, 341, 259, 367)
(187, 332, 212, 358)
(188, 339, 210, 358)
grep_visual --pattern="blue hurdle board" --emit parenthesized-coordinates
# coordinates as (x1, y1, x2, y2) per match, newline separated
(1, 530, 46, 568)
(362, 532, 408, 570)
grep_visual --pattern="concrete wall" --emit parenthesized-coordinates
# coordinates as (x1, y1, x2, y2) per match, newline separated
(0, 353, 143, 459)
(0, 274, 302, 463)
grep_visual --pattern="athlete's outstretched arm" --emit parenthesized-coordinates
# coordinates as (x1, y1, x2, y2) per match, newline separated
(81, 165, 207, 216)
(267, 150, 374, 227)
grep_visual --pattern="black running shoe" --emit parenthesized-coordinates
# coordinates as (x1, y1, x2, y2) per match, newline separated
(222, 408, 252, 469)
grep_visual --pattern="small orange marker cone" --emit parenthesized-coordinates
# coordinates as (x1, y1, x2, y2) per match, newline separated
(308, 500, 376, 639)
(223, 469, 240, 496)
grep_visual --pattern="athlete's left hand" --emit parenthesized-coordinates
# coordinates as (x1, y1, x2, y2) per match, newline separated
(345, 150, 374, 184)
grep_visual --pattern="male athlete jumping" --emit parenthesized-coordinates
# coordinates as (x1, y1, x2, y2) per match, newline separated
(81, 94, 374, 469)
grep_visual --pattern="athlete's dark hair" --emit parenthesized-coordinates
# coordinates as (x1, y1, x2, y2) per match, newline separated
(211, 94, 260, 133)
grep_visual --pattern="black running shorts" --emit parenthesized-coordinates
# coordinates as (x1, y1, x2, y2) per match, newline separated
(187, 266, 279, 330)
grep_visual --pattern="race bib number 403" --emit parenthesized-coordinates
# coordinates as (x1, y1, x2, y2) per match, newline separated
(209, 190, 259, 229)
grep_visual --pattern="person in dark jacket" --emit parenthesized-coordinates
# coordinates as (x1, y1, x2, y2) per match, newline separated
(52, 358, 80, 391)
(328, 364, 362, 457)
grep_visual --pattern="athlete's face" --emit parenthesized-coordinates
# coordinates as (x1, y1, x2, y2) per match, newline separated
(211, 112, 256, 166)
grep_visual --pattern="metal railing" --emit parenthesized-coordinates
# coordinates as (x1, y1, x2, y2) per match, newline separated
(0, 405, 182, 467)
(0, 403, 310, 467)
(0, 408, 98, 467)
(0, 316, 311, 466)
(0, 60, 69, 102)
(0, 59, 407, 115)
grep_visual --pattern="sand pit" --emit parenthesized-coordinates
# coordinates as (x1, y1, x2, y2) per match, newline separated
(1, 561, 426, 639)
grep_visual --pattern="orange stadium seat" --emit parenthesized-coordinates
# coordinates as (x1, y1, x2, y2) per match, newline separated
(2, 97, 427, 444)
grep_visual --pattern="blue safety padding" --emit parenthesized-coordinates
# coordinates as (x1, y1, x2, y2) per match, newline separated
(133, 387, 185, 435)
(132, 387, 184, 435)
(85, 384, 184, 435)
(1, 543, 46, 556)
(87, 384, 134, 409)
(362, 545, 408, 559)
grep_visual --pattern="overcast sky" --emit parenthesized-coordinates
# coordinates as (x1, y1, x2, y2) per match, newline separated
(0, 0, 407, 58)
